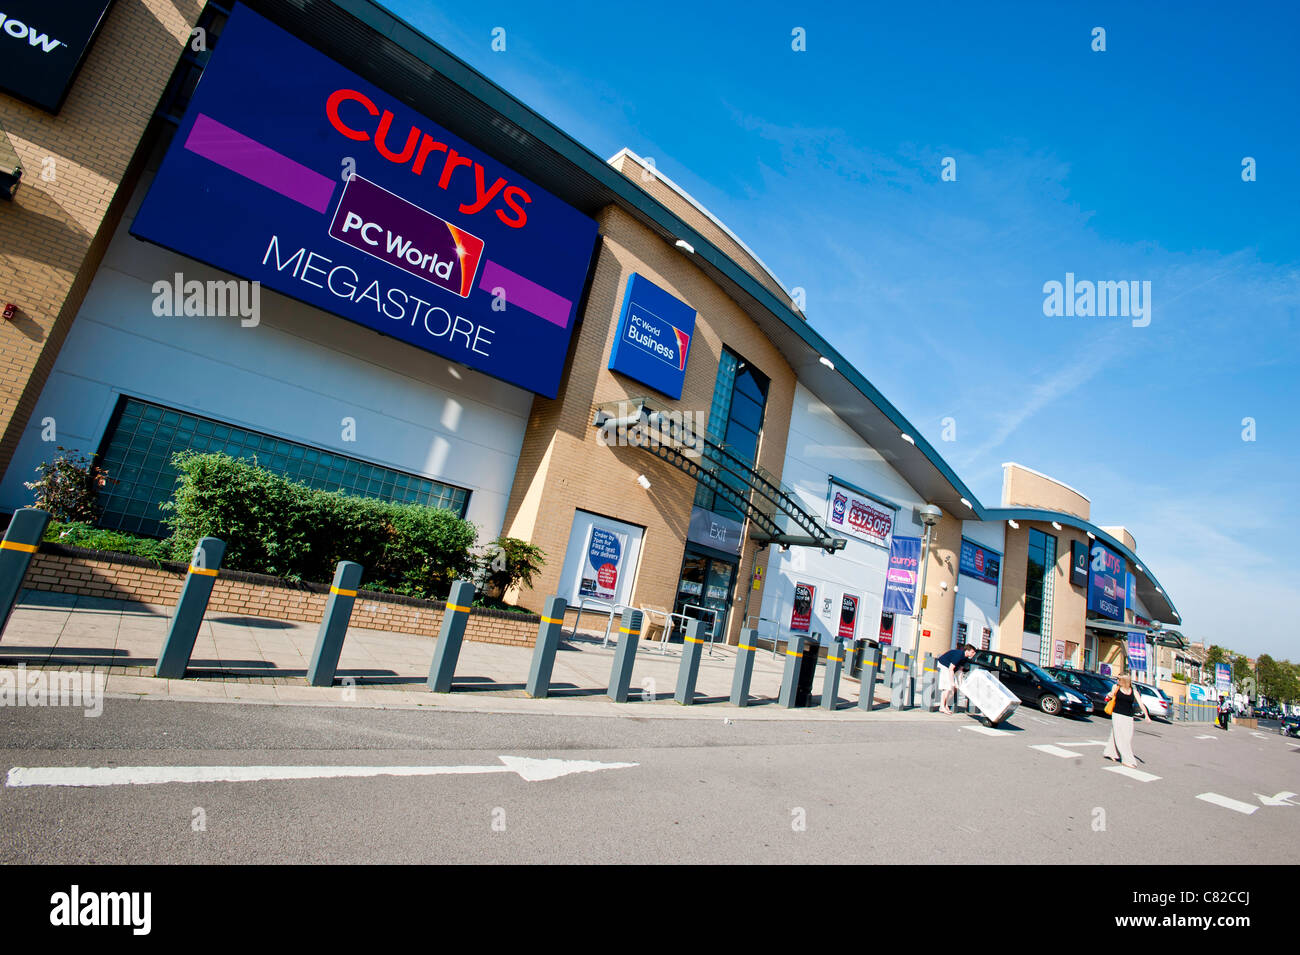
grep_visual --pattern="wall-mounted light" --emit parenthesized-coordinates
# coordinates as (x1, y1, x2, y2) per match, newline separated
(818, 356, 835, 370)
(674, 239, 695, 254)
(1051, 521, 1062, 530)
(960, 497, 972, 510)
(900, 433, 915, 445)
(1086, 531, 1095, 540)
(1007, 519, 1019, 529)
(636, 474, 651, 490)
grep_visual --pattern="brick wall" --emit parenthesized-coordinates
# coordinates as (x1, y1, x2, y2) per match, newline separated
(20, 546, 541, 648)
(0, 0, 202, 479)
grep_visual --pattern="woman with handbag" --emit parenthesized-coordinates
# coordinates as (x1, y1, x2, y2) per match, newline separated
(1103, 674, 1149, 768)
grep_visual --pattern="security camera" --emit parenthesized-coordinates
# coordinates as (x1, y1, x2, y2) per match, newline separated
(940, 581, 948, 591)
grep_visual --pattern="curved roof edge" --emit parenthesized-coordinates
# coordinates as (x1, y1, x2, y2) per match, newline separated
(981, 507, 1181, 626)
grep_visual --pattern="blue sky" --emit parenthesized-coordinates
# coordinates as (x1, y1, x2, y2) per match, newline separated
(381, 0, 1299, 660)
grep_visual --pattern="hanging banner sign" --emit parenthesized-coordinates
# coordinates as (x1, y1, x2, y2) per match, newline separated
(131, 4, 598, 398)
(1126, 632, 1148, 671)
(958, 539, 1000, 586)
(826, 480, 894, 547)
(579, 525, 627, 601)
(790, 582, 815, 633)
(1215, 663, 1232, 693)
(838, 594, 859, 640)
(882, 536, 921, 616)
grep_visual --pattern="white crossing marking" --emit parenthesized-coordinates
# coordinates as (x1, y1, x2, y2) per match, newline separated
(1104, 765, 1161, 782)
(961, 726, 1009, 737)
(1057, 740, 1106, 747)
(1030, 717, 1053, 725)
(1195, 735, 1217, 740)
(1251, 732, 1269, 739)
(1196, 792, 1258, 815)
(1029, 744, 1082, 759)
(1255, 791, 1297, 807)
(4, 756, 639, 788)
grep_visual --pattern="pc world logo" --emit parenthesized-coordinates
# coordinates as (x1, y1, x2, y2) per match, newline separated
(0, 13, 67, 53)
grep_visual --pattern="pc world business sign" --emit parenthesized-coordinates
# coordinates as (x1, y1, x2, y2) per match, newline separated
(132, 4, 598, 398)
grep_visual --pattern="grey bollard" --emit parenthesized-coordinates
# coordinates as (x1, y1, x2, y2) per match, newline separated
(821, 637, 845, 710)
(0, 507, 50, 636)
(427, 579, 475, 692)
(857, 644, 882, 711)
(730, 627, 760, 706)
(778, 633, 806, 708)
(891, 649, 911, 709)
(922, 652, 937, 712)
(607, 608, 643, 702)
(155, 537, 226, 679)
(307, 561, 364, 687)
(674, 618, 707, 704)
(877, 645, 896, 710)
(525, 595, 567, 699)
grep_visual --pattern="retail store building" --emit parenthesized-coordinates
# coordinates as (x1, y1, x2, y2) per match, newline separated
(0, 0, 1183, 667)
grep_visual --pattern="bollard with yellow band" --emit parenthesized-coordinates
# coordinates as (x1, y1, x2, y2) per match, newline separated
(730, 627, 761, 706)
(155, 537, 226, 679)
(674, 617, 707, 705)
(778, 633, 807, 708)
(821, 636, 845, 710)
(0, 507, 50, 638)
(307, 561, 364, 687)
(607, 607, 643, 703)
(428, 579, 475, 692)
(877, 644, 897, 710)
(890, 647, 912, 709)
(526, 595, 567, 699)
(857, 643, 883, 711)
(921, 652, 938, 712)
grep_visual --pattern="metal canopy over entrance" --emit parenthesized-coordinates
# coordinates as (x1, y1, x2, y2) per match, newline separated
(593, 399, 847, 554)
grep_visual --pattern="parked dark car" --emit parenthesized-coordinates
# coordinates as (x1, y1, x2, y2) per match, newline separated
(1045, 667, 1116, 714)
(970, 650, 1093, 717)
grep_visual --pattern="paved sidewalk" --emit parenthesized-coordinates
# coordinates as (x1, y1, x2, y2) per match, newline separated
(0, 590, 920, 722)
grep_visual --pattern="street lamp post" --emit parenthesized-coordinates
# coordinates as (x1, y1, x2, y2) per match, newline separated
(912, 505, 943, 705)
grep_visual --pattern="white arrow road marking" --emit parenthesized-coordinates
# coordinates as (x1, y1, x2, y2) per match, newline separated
(4, 756, 638, 788)
(1029, 744, 1082, 759)
(1251, 732, 1269, 739)
(961, 726, 1009, 737)
(1057, 741, 1106, 747)
(1104, 765, 1160, 782)
(1196, 793, 1258, 815)
(1255, 791, 1297, 807)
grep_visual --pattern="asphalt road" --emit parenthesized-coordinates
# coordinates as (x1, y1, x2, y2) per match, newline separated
(2, 698, 1297, 864)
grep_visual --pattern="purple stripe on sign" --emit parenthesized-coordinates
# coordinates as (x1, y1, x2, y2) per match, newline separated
(183, 113, 336, 213)
(479, 260, 573, 328)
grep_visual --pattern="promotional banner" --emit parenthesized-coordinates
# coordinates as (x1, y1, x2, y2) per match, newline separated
(958, 539, 1000, 586)
(879, 611, 894, 645)
(882, 536, 921, 616)
(131, 4, 598, 398)
(790, 582, 814, 633)
(607, 273, 696, 399)
(1087, 541, 1126, 621)
(1215, 663, 1232, 693)
(1053, 639, 1066, 666)
(0, 0, 115, 113)
(826, 480, 894, 547)
(1126, 572, 1137, 615)
(838, 594, 859, 640)
(1070, 540, 1089, 588)
(1126, 632, 1148, 671)
(579, 526, 627, 602)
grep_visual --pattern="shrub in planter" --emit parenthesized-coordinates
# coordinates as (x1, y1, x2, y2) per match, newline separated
(24, 448, 110, 523)
(476, 537, 546, 602)
(163, 451, 478, 598)
(42, 521, 174, 564)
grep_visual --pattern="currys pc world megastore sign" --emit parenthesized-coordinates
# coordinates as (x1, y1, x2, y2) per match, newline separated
(132, 4, 598, 398)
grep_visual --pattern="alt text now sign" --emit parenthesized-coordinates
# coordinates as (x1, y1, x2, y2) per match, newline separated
(131, 4, 597, 398)
(0, 0, 115, 112)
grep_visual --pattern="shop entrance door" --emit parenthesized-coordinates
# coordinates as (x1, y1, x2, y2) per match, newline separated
(672, 549, 737, 644)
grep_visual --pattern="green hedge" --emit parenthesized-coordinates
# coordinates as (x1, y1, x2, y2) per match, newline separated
(42, 521, 174, 564)
(163, 452, 478, 599)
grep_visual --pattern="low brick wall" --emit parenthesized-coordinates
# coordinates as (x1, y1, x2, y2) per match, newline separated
(20, 544, 541, 648)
